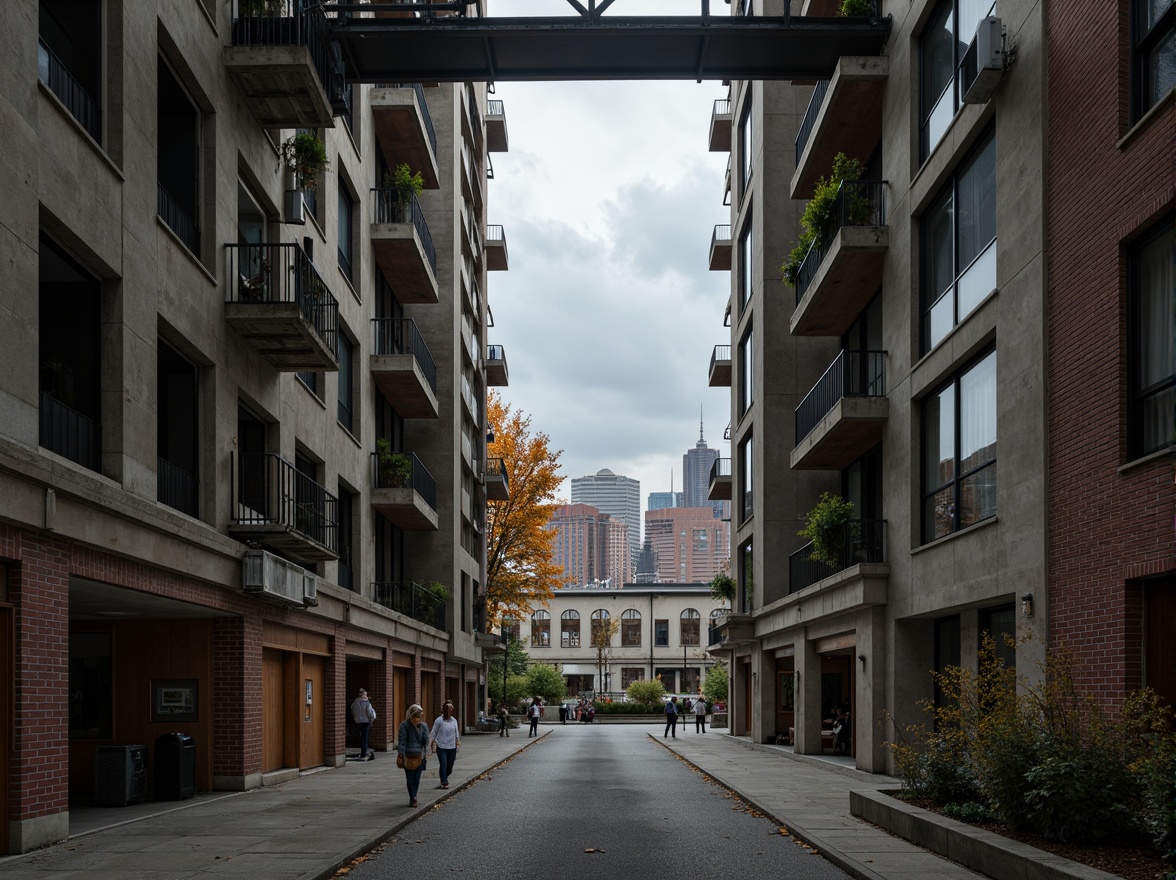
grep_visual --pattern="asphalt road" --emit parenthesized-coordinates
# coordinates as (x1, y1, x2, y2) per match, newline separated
(346, 725, 850, 880)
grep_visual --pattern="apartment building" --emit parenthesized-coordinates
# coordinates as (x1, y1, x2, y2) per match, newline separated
(510, 584, 728, 696)
(1, 0, 509, 852)
(549, 502, 631, 588)
(569, 467, 642, 572)
(644, 506, 731, 585)
(708, 0, 1051, 772)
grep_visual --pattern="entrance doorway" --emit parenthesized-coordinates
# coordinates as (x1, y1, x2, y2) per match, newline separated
(0, 603, 11, 853)
(262, 648, 326, 772)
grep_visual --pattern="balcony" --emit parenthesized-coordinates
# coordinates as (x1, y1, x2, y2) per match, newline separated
(370, 451, 439, 531)
(224, 244, 340, 371)
(485, 225, 509, 271)
(709, 99, 732, 152)
(40, 392, 100, 473)
(790, 180, 888, 337)
(224, 5, 338, 128)
(372, 581, 445, 630)
(371, 318, 439, 419)
(709, 224, 732, 271)
(792, 57, 888, 200)
(792, 350, 887, 470)
(371, 190, 439, 304)
(485, 457, 510, 501)
(486, 99, 509, 152)
(230, 452, 339, 563)
(709, 344, 731, 387)
(37, 39, 101, 142)
(788, 519, 887, 595)
(460, 147, 484, 212)
(486, 344, 509, 387)
(158, 457, 198, 517)
(460, 375, 480, 424)
(708, 457, 732, 502)
(707, 612, 755, 649)
(370, 83, 440, 189)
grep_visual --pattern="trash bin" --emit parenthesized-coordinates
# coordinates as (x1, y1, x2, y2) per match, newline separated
(153, 733, 196, 801)
(94, 744, 148, 806)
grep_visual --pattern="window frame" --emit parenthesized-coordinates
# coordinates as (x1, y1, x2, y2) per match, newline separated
(738, 324, 754, 416)
(337, 176, 355, 281)
(1132, 0, 1176, 121)
(530, 609, 551, 648)
(738, 89, 753, 196)
(918, 0, 996, 160)
(738, 221, 754, 314)
(654, 619, 669, 647)
(738, 433, 753, 523)
(621, 609, 642, 647)
(336, 329, 355, 434)
(590, 609, 612, 648)
(1128, 216, 1175, 459)
(680, 608, 701, 647)
(561, 610, 581, 648)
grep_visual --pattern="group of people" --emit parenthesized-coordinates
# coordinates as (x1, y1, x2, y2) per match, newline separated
(663, 695, 709, 738)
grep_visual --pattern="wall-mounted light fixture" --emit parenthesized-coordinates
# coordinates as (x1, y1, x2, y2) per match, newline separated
(1021, 593, 1034, 617)
(858, 653, 866, 665)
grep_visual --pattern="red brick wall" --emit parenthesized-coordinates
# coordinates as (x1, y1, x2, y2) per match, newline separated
(1045, 0, 1175, 703)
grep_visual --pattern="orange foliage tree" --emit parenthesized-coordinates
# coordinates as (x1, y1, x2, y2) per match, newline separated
(485, 391, 566, 625)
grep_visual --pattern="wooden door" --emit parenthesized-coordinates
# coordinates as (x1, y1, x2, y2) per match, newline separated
(1146, 577, 1176, 706)
(300, 655, 325, 769)
(421, 672, 437, 721)
(0, 606, 11, 854)
(394, 667, 411, 722)
(262, 649, 286, 773)
(741, 660, 752, 734)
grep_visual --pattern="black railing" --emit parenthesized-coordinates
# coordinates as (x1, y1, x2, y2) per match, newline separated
(224, 243, 340, 358)
(712, 98, 731, 118)
(40, 392, 100, 472)
(372, 318, 438, 393)
(372, 581, 445, 630)
(467, 86, 483, 141)
(709, 457, 731, 483)
(788, 519, 886, 594)
(708, 617, 727, 647)
(486, 224, 505, 245)
(795, 350, 886, 445)
(380, 81, 443, 158)
(232, 451, 339, 554)
(710, 345, 731, 374)
(487, 98, 504, 118)
(158, 183, 201, 254)
(795, 179, 887, 304)
(487, 343, 507, 365)
(231, 3, 337, 113)
(712, 224, 732, 250)
(486, 457, 509, 491)
(371, 450, 437, 511)
(158, 457, 198, 517)
(371, 189, 437, 275)
(795, 79, 830, 164)
(37, 39, 101, 142)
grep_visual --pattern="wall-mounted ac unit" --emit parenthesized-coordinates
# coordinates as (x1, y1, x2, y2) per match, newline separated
(962, 17, 1005, 104)
(243, 549, 316, 607)
(283, 190, 306, 225)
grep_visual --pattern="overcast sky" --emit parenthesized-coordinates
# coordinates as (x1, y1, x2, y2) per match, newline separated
(487, 0, 733, 513)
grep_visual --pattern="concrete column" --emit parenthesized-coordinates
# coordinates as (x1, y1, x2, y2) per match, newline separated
(795, 634, 822, 754)
(854, 606, 886, 772)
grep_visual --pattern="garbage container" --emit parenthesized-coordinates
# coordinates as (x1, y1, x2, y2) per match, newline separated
(94, 744, 148, 806)
(153, 733, 196, 801)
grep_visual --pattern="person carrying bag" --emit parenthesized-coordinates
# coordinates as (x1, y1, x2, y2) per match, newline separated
(397, 704, 430, 807)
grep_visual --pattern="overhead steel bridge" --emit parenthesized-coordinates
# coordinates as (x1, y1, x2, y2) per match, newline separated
(329, 0, 891, 84)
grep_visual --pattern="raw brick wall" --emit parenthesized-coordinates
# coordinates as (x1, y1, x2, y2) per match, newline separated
(1045, 0, 1175, 703)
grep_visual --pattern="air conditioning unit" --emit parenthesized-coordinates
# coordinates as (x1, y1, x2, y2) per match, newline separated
(962, 17, 1005, 104)
(283, 190, 306, 225)
(243, 549, 314, 607)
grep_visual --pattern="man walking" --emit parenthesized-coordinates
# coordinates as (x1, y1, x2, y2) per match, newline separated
(527, 697, 542, 737)
(350, 688, 377, 760)
(663, 696, 679, 738)
(693, 694, 707, 733)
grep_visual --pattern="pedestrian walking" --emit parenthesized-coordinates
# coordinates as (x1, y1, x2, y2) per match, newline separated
(349, 688, 377, 760)
(397, 704, 430, 808)
(558, 703, 568, 724)
(693, 694, 707, 733)
(497, 703, 510, 736)
(527, 697, 542, 737)
(663, 696, 679, 738)
(430, 701, 460, 789)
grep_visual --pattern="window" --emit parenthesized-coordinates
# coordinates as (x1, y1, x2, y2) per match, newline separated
(298, 129, 319, 221)
(739, 223, 754, 312)
(980, 604, 1016, 668)
(680, 609, 700, 647)
(157, 340, 199, 517)
(1129, 218, 1174, 458)
(739, 434, 753, 523)
(921, 132, 996, 352)
(590, 609, 612, 647)
(739, 91, 753, 194)
(157, 57, 201, 254)
(38, 0, 103, 142)
(740, 539, 753, 613)
(337, 178, 354, 281)
(502, 618, 520, 642)
(297, 369, 320, 398)
(654, 619, 669, 647)
(933, 615, 961, 714)
(621, 667, 644, 690)
(531, 610, 551, 647)
(692, 529, 709, 553)
(620, 609, 641, 646)
(561, 610, 581, 647)
(919, 0, 996, 158)
(1133, 0, 1176, 120)
(922, 348, 997, 542)
(69, 632, 112, 739)
(738, 325, 754, 415)
(1143, 575, 1176, 706)
(337, 331, 355, 433)
(337, 484, 355, 591)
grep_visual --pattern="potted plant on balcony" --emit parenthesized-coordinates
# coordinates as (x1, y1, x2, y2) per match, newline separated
(780, 152, 867, 286)
(280, 132, 329, 193)
(709, 571, 736, 604)
(798, 492, 856, 567)
(839, 0, 874, 15)
(381, 164, 424, 217)
(375, 437, 412, 488)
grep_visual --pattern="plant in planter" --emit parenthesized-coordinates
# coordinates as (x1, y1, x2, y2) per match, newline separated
(709, 571, 736, 604)
(382, 163, 424, 208)
(375, 437, 412, 487)
(839, 0, 874, 16)
(798, 492, 856, 567)
(780, 152, 868, 286)
(279, 132, 329, 193)
(420, 580, 451, 603)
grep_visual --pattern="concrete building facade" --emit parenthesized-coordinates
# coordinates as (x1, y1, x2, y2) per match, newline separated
(1, 0, 509, 852)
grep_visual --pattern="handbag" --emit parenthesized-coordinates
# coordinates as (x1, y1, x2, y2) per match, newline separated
(395, 755, 405, 769)
(403, 753, 422, 771)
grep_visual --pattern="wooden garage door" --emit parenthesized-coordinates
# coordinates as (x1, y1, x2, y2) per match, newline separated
(262, 649, 286, 773)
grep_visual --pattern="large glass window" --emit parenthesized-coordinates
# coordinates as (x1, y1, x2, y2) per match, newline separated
(157, 340, 199, 517)
(590, 609, 612, 647)
(337, 331, 355, 433)
(1129, 218, 1174, 458)
(922, 133, 996, 351)
(738, 326, 754, 416)
(531, 610, 551, 647)
(157, 57, 201, 254)
(337, 178, 354, 281)
(680, 609, 700, 647)
(621, 609, 641, 646)
(739, 223, 754, 312)
(654, 619, 669, 647)
(38, 0, 103, 142)
(739, 90, 753, 194)
(919, 0, 996, 158)
(922, 348, 997, 542)
(1133, 0, 1175, 120)
(738, 434, 753, 523)
(337, 484, 355, 591)
(561, 610, 581, 647)
(739, 539, 754, 613)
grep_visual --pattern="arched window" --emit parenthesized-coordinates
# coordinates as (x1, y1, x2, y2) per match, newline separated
(561, 610, 581, 648)
(621, 609, 642, 647)
(502, 618, 520, 642)
(590, 609, 613, 648)
(531, 609, 551, 647)
(680, 608, 701, 646)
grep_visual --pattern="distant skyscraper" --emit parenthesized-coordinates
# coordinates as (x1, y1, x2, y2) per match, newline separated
(644, 507, 731, 584)
(549, 503, 630, 588)
(682, 413, 724, 519)
(570, 468, 641, 573)
(648, 471, 682, 511)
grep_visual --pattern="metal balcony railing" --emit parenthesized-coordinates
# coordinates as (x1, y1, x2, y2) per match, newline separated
(372, 581, 445, 630)
(231, 2, 337, 111)
(371, 450, 437, 511)
(713, 98, 731, 117)
(794, 179, 887, 304)
(487, 98, 504, 117)
(158, 183, 200, 254)
(486, 224, 505, 244)
(711, 224, 732, 249)
(710, 345, 731, 374)
(232, 451, 339, 554)
(40, 392, 100, 472)
(788, 519, 886, 594)
(709, 457, 732, 483)
(795, 350, 886, 445)
(158, 457, 198, 517)
(224, 243, 340, 355)
(467, 86, 483, 140)
(795, 79, 830, 164)
(37, 39, 101, 142)
(371, 189, 437, 275)
(486, 456, 509, 488)
(373, 318, 438, 393)
(487, 344, 506, 362)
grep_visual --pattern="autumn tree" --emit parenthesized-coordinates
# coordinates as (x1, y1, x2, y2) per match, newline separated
(485, 391, 566, 625)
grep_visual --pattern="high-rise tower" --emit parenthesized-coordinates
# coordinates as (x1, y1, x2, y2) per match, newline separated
(569, 469, 640, 575)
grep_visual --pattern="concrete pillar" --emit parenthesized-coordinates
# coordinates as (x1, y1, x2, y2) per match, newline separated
(795, 634, 822, 754)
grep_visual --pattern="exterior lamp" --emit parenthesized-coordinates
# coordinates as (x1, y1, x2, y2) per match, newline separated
(1021, 593, 1034, 617)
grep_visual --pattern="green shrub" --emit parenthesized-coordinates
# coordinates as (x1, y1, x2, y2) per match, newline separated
(709, 572, 736, 603)
(781, 153, 868, 286)
(942, 801, 991, 823)
(626, 678, 666, 705)
(703, 664, 729, 706)
(591, 700, 663, 714)
(526, 663, 567, 705)
(798, 493, 856, 567)
(279, 133, 329, 192)
(382, 163, 425, 207)
(839, 0, 873, 15)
